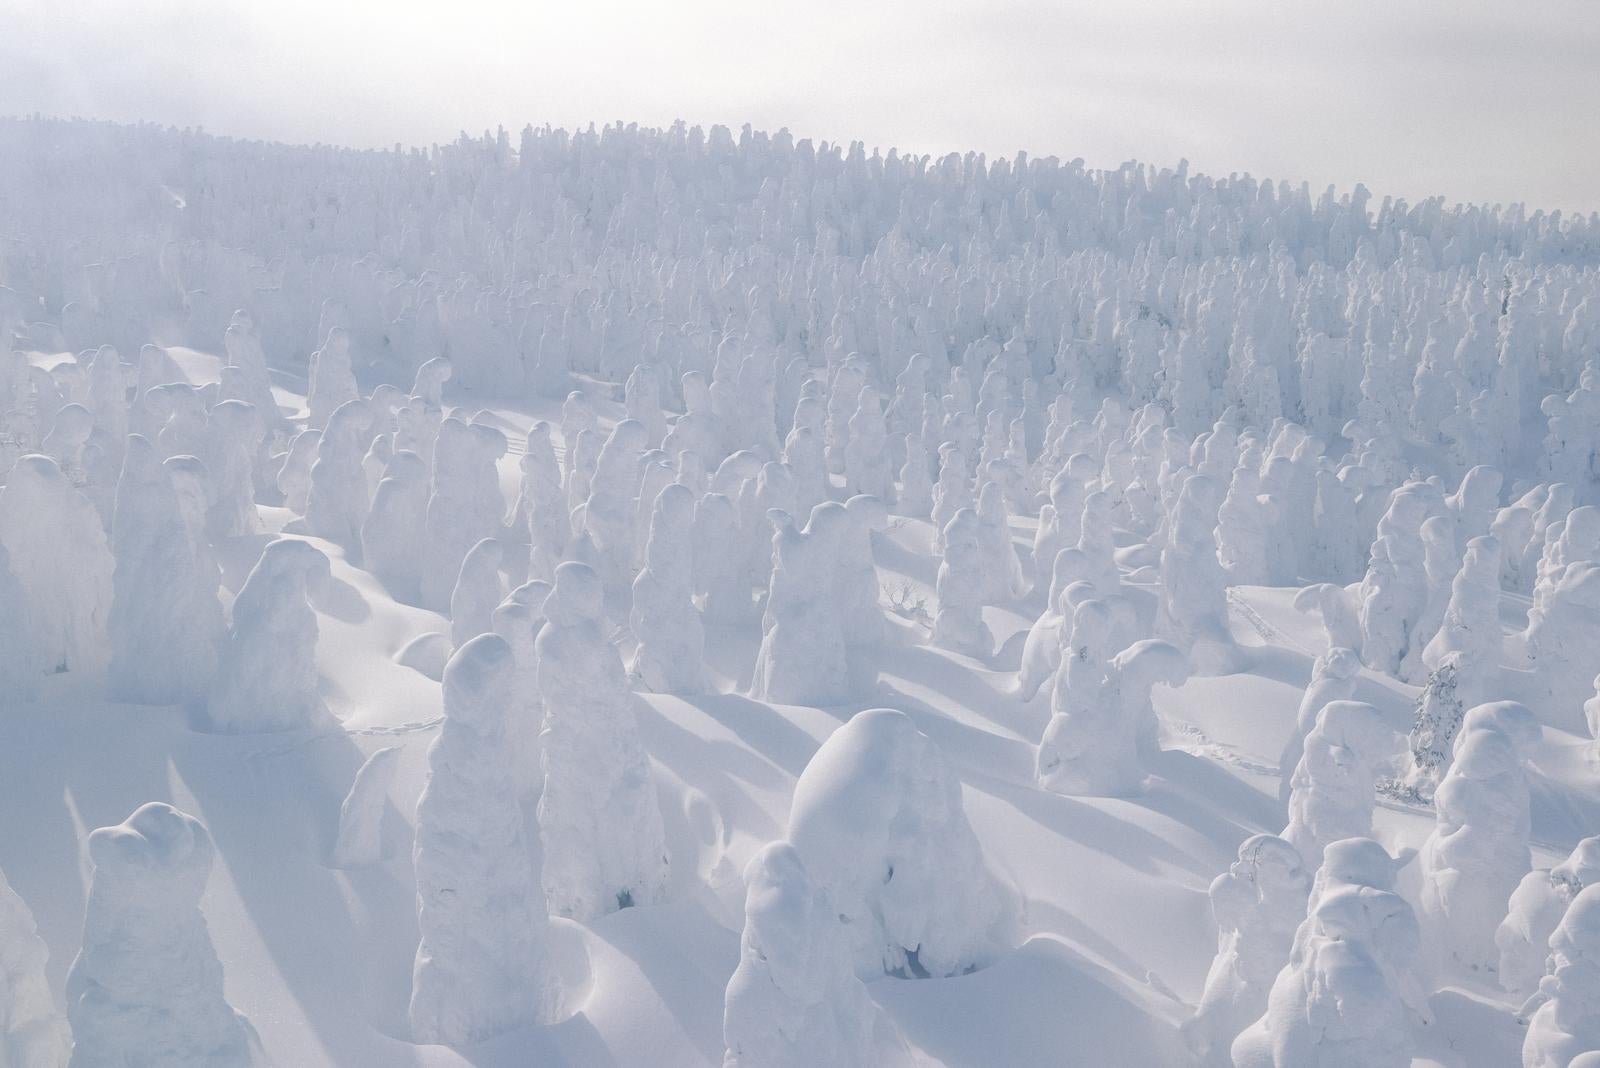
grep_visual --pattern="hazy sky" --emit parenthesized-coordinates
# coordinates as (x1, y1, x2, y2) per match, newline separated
(5, 0, 1597, 213)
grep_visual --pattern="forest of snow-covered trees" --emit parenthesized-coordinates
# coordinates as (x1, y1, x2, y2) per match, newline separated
(1, 115, 1600, 1066)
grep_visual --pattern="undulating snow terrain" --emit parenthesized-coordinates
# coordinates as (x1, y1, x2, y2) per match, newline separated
(2, 115, 1600, 1066)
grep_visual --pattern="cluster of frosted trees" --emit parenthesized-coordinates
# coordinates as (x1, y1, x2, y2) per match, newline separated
(1, 114, 1599, 1064)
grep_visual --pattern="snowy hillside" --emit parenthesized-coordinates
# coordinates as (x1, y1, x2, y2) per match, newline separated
(1, 115, 1599, 1067)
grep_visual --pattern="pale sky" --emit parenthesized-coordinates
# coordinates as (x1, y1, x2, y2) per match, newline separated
(4, 0, 1597, 213)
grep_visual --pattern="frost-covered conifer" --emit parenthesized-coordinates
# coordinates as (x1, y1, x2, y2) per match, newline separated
(203, 399, 262, 538)
(1216, 448, 1276, 586)
(930, 441, 972, 554)
(207, 538, 332, 733)
(421, 416, 507, 611)
(754, 503, 851, 702)
(306, 326, 358, 429)
(838, 494, 888, 649)
(0, 542, 39, 701)
(895, 432, 933, 518)
(222, 309, 280, 428)
(361, 449, 429, 602)
(788, 708, 1016, 978)
(67, 803, 260, 1067)
(1038, 636, 1187, 796)
(693, 492, 751, 626)
(722, 842, 875, 1068)
(1291, 583, 1364, 657)
(844, 384, 891, 498)
(1525, 561, 1600, 717)
(411, 635, 552, 1045)
(1419, 702, 1538, 974)
(0, 454, 114, 677)
(1283, 700, 1399, 870)
(449, 537, 505, 648)
(304, 398, 373, 557)
(1157, 473, 1233, 672)
(537, 562, 668, 920)
(932, 508, 991, 658)
(519, 422, 567, 584)
(624, 362, 668, 446)
(1185, 835, 1310, 1066)
(631, 482, 708, 694)
(1523, 884, 1600, 1068)
(783, 419, 829, 521)
(1277, 647, 1362, 810)
(1032, 454, 1097, 589)
(1403, 514, 1464, 683)
(107, 436, 223, 707)
(1359, 488, 1431, 676)
(276, 428, 320, 514)
(1231, 881, 1419, 1068)
(1420, 533, 1503, 699)
(975, 477, 1027, 603)
(0, 865, 69, 1068)
(578, 418, 648, 597)
(1497, 837, 1600, 1000)
(331, 745, 401, 869)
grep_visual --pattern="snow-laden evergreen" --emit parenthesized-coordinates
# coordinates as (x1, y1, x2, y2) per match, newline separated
(410, 635, 552, 1046)
(787, 708, 1016, 978)
(536, 561, 668, 921)
(66, 803, 260, 1067)
(722, 842, 876, 1068)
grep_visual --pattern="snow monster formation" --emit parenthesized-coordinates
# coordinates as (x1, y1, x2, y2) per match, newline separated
(787, 708, 1017, 979)
(411, 635, 553, 1046)
(722, 842, 876, 1068)
(66, 803, 261, 1067)
(536, 561, 669, 921)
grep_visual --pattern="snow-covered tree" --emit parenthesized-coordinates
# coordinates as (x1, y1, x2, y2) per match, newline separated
(1523, 884, 1600, 1068)
(206, 538, 332, 732)
(303, 397, 373, 557)
(1231, 881, 1419, 1068)
(837, 494, 888, 649)
(1157, 472, 1233, 672)
(362, 449, 430, 602)
(449, 537, 504, 648)
(753, 503, 851, 703)
(0, 454, 114, 678)
(67, 802, 261, 1067)
(974, 478, 1027, 602)
(631, 482, 708, 694)
(788, 708, 1016, 978)
(411, 635, 552, 1046)
(421, 416, 507, 611)
(1185, 834, 1310, 1066)
(107, 435, 224, 708)
(722, 842, 876, 1068)
(306, 326, 358, 429)
(1283, 700, 1399, 870)
(0, 864, 69, 1068)
(537, 561, 668, 920)
(1277, 646, 1361, 810)
(1525, 561, 1600, 719)
(1419, 702, 1538, 975)
(1498, 837, 1600, 1000)
(1038, 636, 1188, 796)
(203, 398, 262, 538)
(520, 421, 568, 584)
(932, 508, 992, 658)
(693, 491, 751, 626)
(331, 745, 401, 869)
(576, 418, 648, 597)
